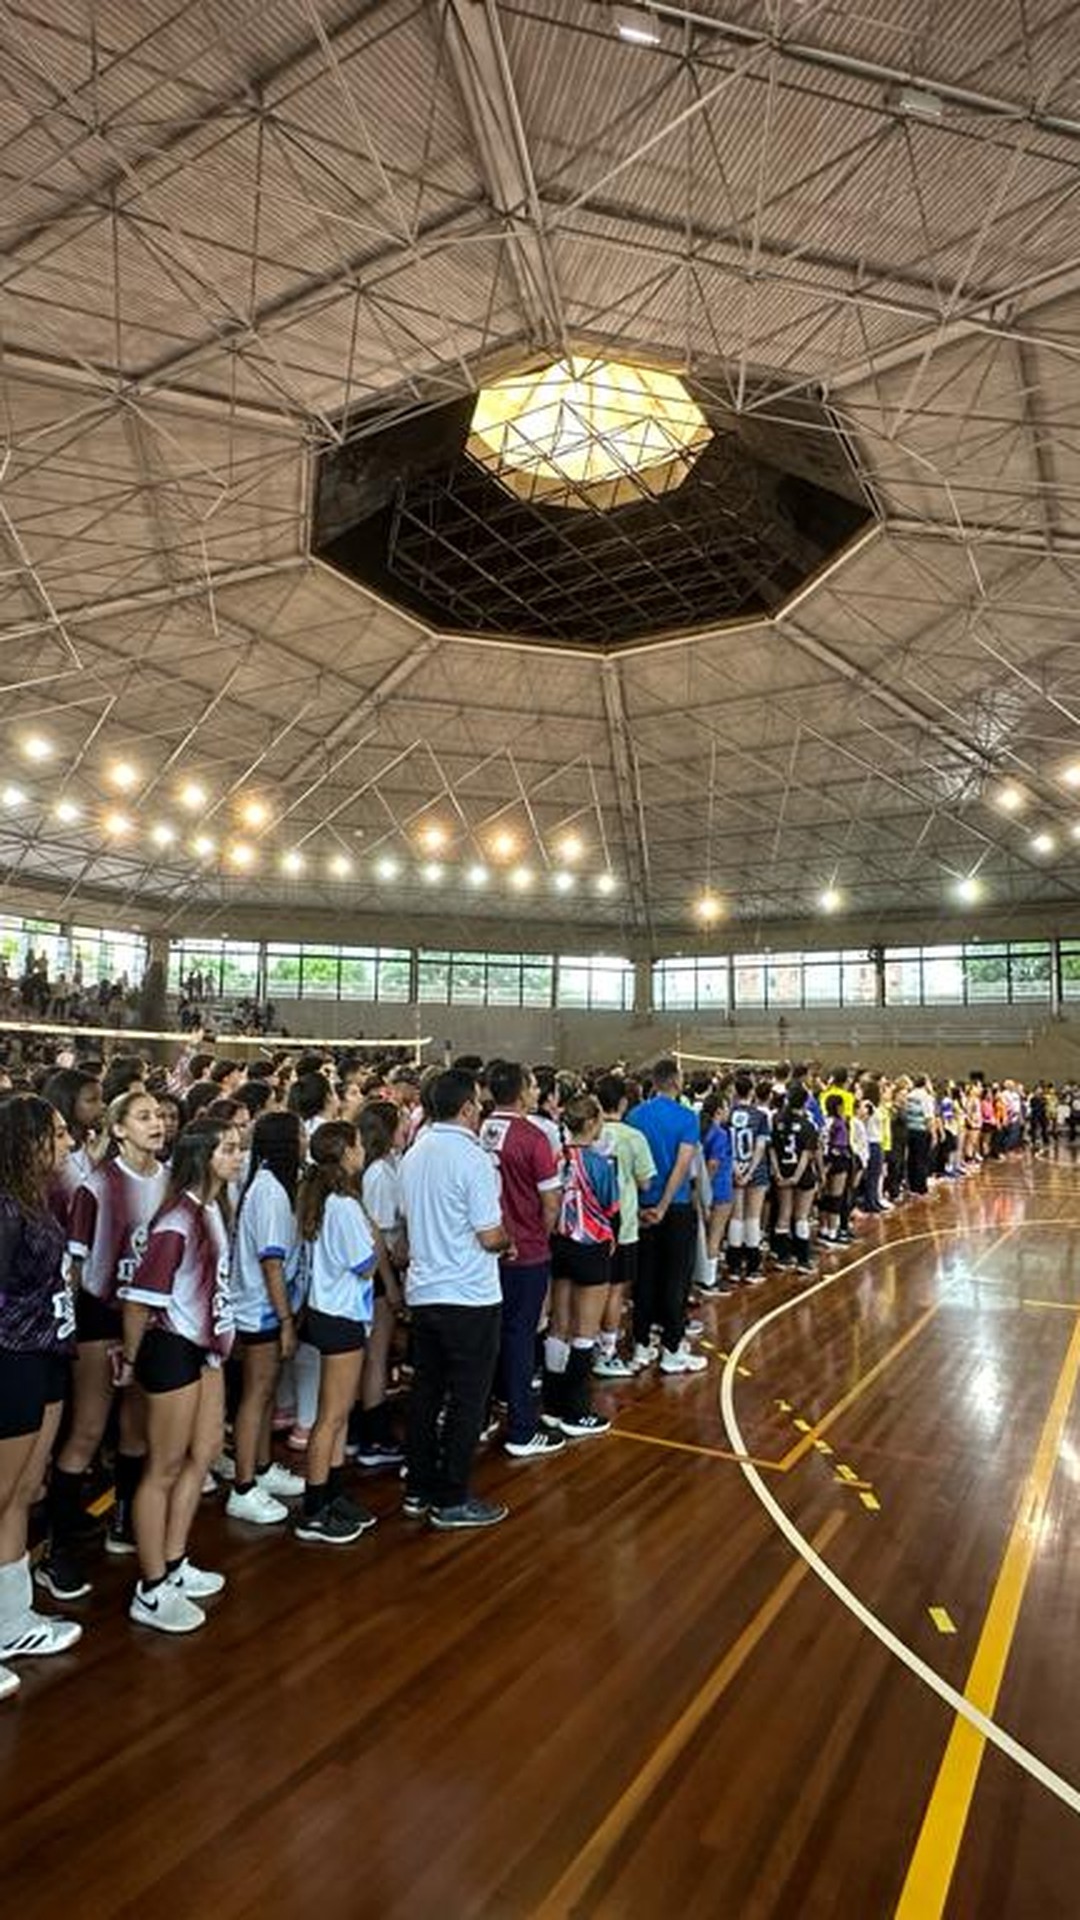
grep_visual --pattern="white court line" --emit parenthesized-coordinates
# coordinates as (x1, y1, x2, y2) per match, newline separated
(719, 1224, 1080, 1815)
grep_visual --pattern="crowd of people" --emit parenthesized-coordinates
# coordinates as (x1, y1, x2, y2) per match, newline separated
(0, 952, 135, 1027)
(0, 1034, 1069, 1701)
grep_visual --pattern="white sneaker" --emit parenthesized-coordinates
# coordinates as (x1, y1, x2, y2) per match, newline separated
(659, 1345, 708, 1375)
(200, 1471, 218, 1495)
(0, 1610, 83, 1658)
(630, 1344, 655, 1372)
(169, 1558, 225, 1599)
(0, 1662, 20, 1699)
(593, 1354, 634, 1379)
(210, 1452, 236, 1482)
(226, 1484, 288, 1525)
(257, 1462, 305, 1499)
(130, 1582, 205, 1635)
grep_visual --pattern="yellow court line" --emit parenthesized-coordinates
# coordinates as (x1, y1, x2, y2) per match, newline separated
(776, 1304, 941, 1471)
(609, 1427, 786, 1472)
(894, 1309, 1080, 1919)
(533, 1510, 845, 1919)
(1023, 1298, 1080, 1312)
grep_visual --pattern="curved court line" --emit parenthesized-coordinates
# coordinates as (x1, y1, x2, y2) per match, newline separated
(718, 1225, 1080, 1815)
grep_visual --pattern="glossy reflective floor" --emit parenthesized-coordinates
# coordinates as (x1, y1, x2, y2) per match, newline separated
(4, 1153, 1080, 1919)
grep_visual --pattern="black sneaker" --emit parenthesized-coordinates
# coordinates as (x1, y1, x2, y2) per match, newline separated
(558, 1410, 612, 1439)
(34, 1551, 92, 1602)
(402, 1492, 432, 1518)
(354, 1441, 405, 1469)
(428, 1498, 508, 1531)
(105, 1520, 137, 1557)
(294, 1505, 368, 1545)
(329, 1494, 378, 1533)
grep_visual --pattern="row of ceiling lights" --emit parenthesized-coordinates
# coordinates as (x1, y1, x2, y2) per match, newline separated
(691, 875, 986, 923)
(7, 735, 616, 885)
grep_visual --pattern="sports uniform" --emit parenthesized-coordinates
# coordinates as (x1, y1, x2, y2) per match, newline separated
(68, 1159, 167, 1342)
(0, 1197, 73, 1440)
(120, 1194, 234, 1389)
(231, 1166, 297, 1342)
(300, 1192, 376, 1354)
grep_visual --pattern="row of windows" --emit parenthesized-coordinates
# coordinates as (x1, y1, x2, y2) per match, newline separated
(0, 917, 147, 989)
(654, 944, 1065, 1011)
(1, 919, 1077, 1014)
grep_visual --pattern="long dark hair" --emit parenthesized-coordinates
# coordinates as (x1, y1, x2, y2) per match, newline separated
(238, 1109, 303, 1217)
(156, 1116, 236, 1229)
(0, 1094, 62, 1214)
(42, 1067, 100, 1144)
(358, 1099, 398, 1171)
(297, 1120, 357, 1242)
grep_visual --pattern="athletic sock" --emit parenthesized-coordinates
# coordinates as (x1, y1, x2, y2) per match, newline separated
(234, 1479, 256, 1496)
(303, 1481, 329, 1518)
(327, 1465, 344, 1502)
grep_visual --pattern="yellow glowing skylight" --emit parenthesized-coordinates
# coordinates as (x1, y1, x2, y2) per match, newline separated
(467, 355, 711, 511)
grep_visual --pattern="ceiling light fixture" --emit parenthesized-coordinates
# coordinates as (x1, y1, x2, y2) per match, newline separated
(553, 870, 575, 893)
(419, 824, 447, 853)
(612, 4, 661, 47)
(490, 829, 517, 860)
(103, 810, 133, 837)
(179, 781, 207, 811)
(955, 875, 982, 905)
(421, 862, 443, 884)
(150, 823, 176, 848)
(328, 853, 352, 879)
(54, 800, 81, 825)
(2, 784, 26, 808)
(995, 783, 1024, 813)
(596, 871, 618, 895)
(193, 834, 216, 859)
(1031, 831, 1056, 855)
(467, 864, 489, 887)
(240, 798, 269, 830)
(819, 886, 843, 913)
(281, 850, 305, 876)
(109, 760, 139, 792)
(694, 893, 723, 924)
(22, 733, 53, 763)
(509, 866, 533, 890)
(557, 832, 584, 863)
(229, 842, 255, 869)
(375, 856, 400, 881)
(1062, 764, 1080, 788)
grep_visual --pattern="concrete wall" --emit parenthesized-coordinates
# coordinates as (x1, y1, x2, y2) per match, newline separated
(245, 996, 1080, 1081)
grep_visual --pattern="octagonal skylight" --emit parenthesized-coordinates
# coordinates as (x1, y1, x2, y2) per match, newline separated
(466, 355, 712, 511)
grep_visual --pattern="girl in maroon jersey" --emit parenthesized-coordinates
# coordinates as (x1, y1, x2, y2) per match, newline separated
(118, 1118, 242, 1635)
(38, 1090, 167, 1601)
(0, 1096, 82, 1701)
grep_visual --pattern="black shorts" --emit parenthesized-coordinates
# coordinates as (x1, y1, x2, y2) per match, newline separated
(134, 1326, 206, 1394)
(304, 1307, 366, 1355)
(234, 1325, 284, 1348)
(611, 1241, 639, 1291)
(76, 1289, 122, 1343)
(0, 1348, 69, 1440)
(550, 1235, 614, 1288)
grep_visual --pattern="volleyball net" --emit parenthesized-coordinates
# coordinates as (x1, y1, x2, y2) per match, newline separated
(0, 1017, 432, 1066)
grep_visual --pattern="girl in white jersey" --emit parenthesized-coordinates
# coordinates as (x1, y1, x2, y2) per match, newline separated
(293, 1122, 378, 1546)
(38, 1091, 167, 1601)
(225, 1110, 305, 1525)
(351, 1100, 406, 1467)
(118, 1118, 243, 1635)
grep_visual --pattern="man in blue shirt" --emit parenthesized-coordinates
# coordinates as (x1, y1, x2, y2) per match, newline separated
(626, 1059, 707, 1376)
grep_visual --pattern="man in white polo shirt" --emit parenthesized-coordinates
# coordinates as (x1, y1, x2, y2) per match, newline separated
(401, 1068, 513, 1530)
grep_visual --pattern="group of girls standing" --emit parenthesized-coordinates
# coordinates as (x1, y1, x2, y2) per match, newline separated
(0, 1055, 408, 1700)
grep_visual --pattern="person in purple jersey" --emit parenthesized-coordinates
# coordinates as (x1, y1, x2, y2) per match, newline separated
(0, 1096, 83, 1701)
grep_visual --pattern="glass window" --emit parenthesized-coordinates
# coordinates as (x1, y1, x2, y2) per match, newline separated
(734, 957, 765, 1007)
(1061, 942, 1080, 1001)
(803, 961, 841, 1005)
(450, 957, 486, 1005)
(339, 957, 376, 999)
(766, 957, 803, 1007)
(1008, 945, 1051, 1002)
(841, 959, 877, 1006)
(299, 952, 340, 998)
(556, 963, 589, 1009)
(522, 963, 554, 1007)
(921, 949, 964, 1004)
(487, 963, 522, 1005)
(885, 957, 922, 1005)
(417, 959, 450, 1002)
(376, 955, 411, 1002)
(220, 944, 260, 996)
(265, 948, 301, 996)
(964, 950, 1008, 1003)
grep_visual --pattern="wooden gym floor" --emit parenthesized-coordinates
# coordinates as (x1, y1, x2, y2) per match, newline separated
(3, 1152, 1080, 1919)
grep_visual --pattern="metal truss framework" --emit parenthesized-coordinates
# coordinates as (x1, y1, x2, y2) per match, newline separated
(0, 0, 1080, 950)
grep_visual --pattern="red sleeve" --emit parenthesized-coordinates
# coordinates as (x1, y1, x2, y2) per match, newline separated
(120, 1227, 185, 1305)
(67, 1185, 99, 1259)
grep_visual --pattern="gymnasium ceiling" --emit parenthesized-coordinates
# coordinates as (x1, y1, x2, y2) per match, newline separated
(3, 0, 1080, 955)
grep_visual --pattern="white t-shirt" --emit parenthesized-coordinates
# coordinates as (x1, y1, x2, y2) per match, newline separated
(231, 1167, 296, 1334)
(401, 1123, 501, 1308)
(304, 1192, 375, 1326)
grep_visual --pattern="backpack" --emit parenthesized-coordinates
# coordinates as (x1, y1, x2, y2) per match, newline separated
(556, 1145, 616, 1246)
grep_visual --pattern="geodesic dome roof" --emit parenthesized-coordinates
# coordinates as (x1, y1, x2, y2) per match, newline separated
(3, 0, 1080, 954)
